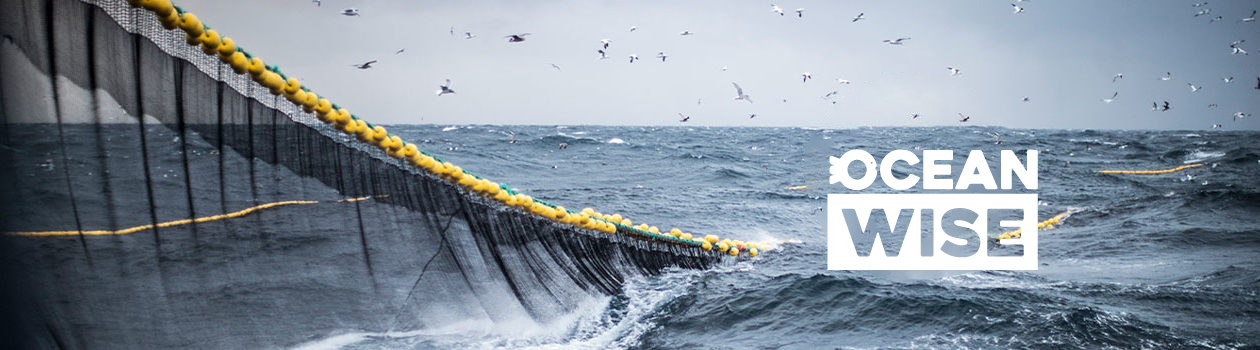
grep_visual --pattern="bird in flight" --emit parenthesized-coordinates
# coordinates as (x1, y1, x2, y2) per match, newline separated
(341, 8, 359, 16)
(352, 60, 377, 69)
(1223, 76, 1233, 83)
(1210, 15, 1224, 23)
(990, 132, 1003, 145)
(1193, 2, 1208, 7)
(946, 67, 961, 76)
(1235, 112, 1249, 121)
(1012, 4, 1024, 14)
(465, 32, 477, 39)
(550, 64, 562, 71)
(731, 82, 753, 103)
(1195, 8, 1211, 17)
(1102, 92, 1118, 103)
(1242, 10, 1256, 22)
(1212, 123, 1222, 129)
(629, 54, 639, 63)
(678, 113, 690, 122)
(601, 39, 611, 50)
(505, 33, 531, 42)
(657, 52, 667, 62)
(852, 13, 865, 22)
(822, 91, 839, 99)
(1161, 72, 1173, 81)
(680, 30, 695, 36)
(394, 48, 405, 55)
(1189, 83, 1201, 92)
(436, 79, 455, 96)
(629, 25, 638, 32)
(1112, 73, 1123, 82)
(312, 0, 320, 7)
(837, 78, 852, 85)
(958, 113, 970, 122)
(1162, 101, 1171, 111)
(796, 8, 805, 17)
(597, 49, 608, 60)
(771, 4, 784, 16)
(1255, 76, 1260, 89)
(883, 38, 911, 45)
(1022, 96, 1030, 102)
(912, 114, 920, 119)
(749, 114, 757, 119)
(802, 72, 812, 82)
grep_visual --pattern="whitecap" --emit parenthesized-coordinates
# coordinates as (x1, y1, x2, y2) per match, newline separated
(441, 126, 458, 132)
(607, 138, 625, 144)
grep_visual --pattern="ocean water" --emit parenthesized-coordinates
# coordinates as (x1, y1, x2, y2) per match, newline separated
(291, 125, 1259, 349)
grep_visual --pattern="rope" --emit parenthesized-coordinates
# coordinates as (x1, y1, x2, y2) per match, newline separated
(1097, 163, 1203, 175)
(6, 196, 376, 237)
(996, 211, 1070, 240)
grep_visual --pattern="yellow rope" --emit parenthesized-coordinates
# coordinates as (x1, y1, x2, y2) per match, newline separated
(5, 196, 374, 237)
(997, 211, 1069, 240)
(1097, 163, 1202, 175)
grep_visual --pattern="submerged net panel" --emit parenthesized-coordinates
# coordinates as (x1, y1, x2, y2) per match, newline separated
(0, 0, 724, 348)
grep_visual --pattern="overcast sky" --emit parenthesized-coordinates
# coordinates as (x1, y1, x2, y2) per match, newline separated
(175, 0, 1259, 129)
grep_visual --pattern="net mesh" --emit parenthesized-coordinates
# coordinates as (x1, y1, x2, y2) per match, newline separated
(0, 0, 721, 347)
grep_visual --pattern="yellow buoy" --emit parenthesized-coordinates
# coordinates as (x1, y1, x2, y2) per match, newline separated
(228, 52, 248, 74)
(200, 29, 221, 51)
(610, 214, 623, 222)
(178, 13, 204, 37)
(247, 57, 265, 76)
(158, 10, 180, 30)
(284, 77, 301, 95)
(702, 242, 713, 251)
(717, 242, 729, 252)
(705, 235, 719, 244)
(728, 247, 740, 256)
(649, 226, 660, 234)
(620, 218, 632, 226)
(216, 37, 236, 58)
(680, 233, 693, 240)
(749, 248, 759, 257)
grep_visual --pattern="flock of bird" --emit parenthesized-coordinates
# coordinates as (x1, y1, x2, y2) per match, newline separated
(318, 1, 1255, 130)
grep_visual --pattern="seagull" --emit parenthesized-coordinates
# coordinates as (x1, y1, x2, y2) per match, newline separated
(1162, 101, 1171, 111)
(629, 54, 638, 63)
(771, 4, 784, 16)
(450, 26, 454, 36)
(1243, 10, 1256, 22)
(1113, 73, 1123, 82)
(721, 66, 728, 71)
(796, 8, 805, 17)
(1224, 76, 1233, 83)
(601, 39, 611, 50)
(551, 63, 562, 71)
(680, 31, 695, 36)
(990, 132, 1003, 145)
(559, 143, 568, 150)
(1152, 102, 1159, 111)
(657, 52, 667, 62)
(1213, 123, 1222, 129)
(946, 67, 961, 76)
(1193, 2, 1208, 7)
(958, 113, 970, 122)
(507, 131, 517, 144)
(1022, 96, 1030, 102)
(749, 114, 757, 119)
(1210, 15, 1223, 23)
(1102, 92, 1118, 103)
(1235, 112, 1249, 121)
(465, 32, 477, 39)
(697, 98, 702, 105)
(802, 72, 812, 82)
(852, 12, 865, 22)
(912, 114, 920, 119)
(597, 49, 608, 60)
(1209, 103, 1218, 108)
(505, 33, 531, 42)
(1161, 72, 1172, 81)
(394, 48, 405, 55)
(312, 0, 320, 7)
(341, 8, 359, 16)
(678, 113, 690, 122)
(1012, 4, 1024, 14)
(883, 37, 911, 45)
(436, 79, 455, 96)
(731, 82, 753, 103)
(629, 25, 638, 32)
(1231, 46, 1247, 55)
(352, 60, 377, 69)
(1194, 8, 1211, 17)
(822, 91, 839, 99)
(836, 78, 852, 85)
(1189, 83, 1201, 92)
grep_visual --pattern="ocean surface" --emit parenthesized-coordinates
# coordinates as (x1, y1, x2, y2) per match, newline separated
(5, 124, 1260, 349)
(295, 125, 1260, 349)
